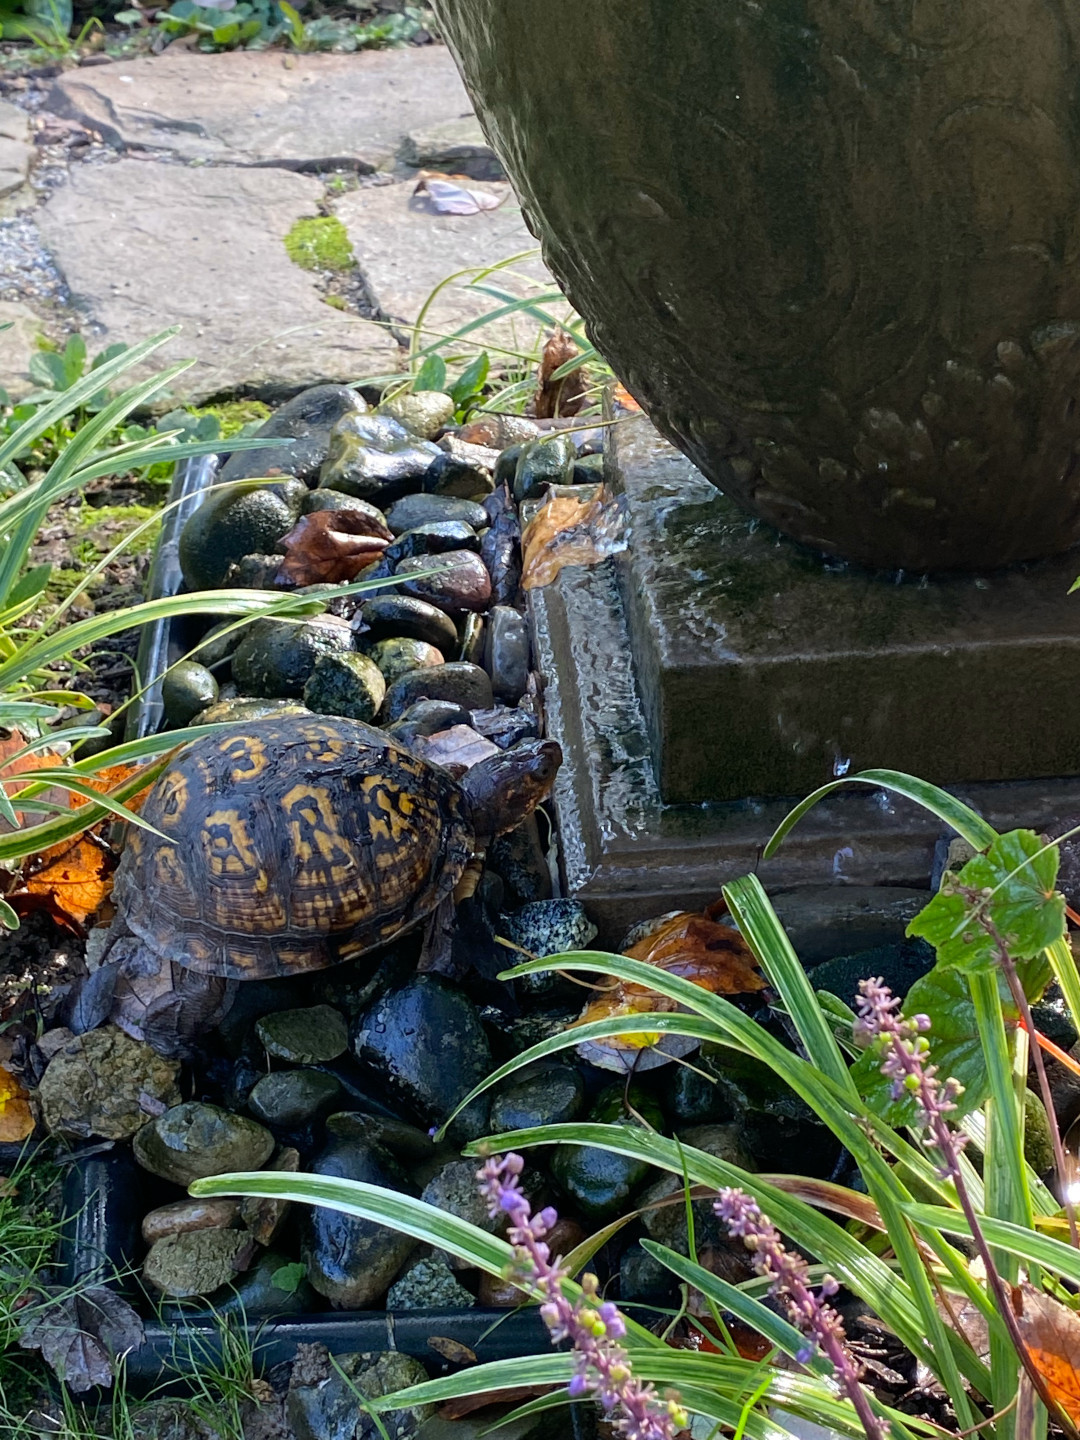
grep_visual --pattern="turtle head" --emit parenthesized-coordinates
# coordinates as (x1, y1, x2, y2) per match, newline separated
(461, 739, 562, 841)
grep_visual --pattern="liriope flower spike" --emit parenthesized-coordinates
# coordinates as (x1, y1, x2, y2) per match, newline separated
(715, 1187, 885, 1440)
(476, 1153, 686, 1440)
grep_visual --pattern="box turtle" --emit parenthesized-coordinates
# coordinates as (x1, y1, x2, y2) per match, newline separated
(113, 714, 560, 981)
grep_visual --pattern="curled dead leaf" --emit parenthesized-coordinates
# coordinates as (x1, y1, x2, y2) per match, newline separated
(277, 510, 392, 587)
(534, 329, 587, 419)
(410, 725, 500, 772)
(1011, 1282, 1080, 1422)
(521, 488, 626, 590)
(613, 382, 642, 412)
(0, 1065, 34, 1143)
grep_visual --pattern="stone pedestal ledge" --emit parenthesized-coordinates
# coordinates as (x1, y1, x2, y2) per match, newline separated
(38, 160, 399, 405)
(45, 48, 474, 171)
(0, 299, 42, 400)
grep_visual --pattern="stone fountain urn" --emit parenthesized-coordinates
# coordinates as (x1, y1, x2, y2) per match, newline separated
(433, 0, 1080, 571)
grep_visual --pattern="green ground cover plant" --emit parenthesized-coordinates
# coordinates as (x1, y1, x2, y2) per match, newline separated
(198, 771, 1080, 1440)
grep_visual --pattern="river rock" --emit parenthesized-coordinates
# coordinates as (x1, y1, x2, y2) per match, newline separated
(483, 605, 529, 703)
(502, 900, 597, 959)
(353, 594, 460, 655)
(395, 550, 492, 614)
(422, 450, 494, 501)
(494, 444, 524, 488)
(387, 1254, 475, 1310)
(383, 520, 480, 566)
(512, 435, 576, 502)
(256, 1005, 348, 1064)
(366, 637, 444, 687)
(240, 1146, 300, 1247)
(619, 1243, 679, 1306)
(141, 1198, 241, 1246)
(223, 552, 284, 588)
(384, 493, 489, 535)
(420, 1159, 508, 1266)
(133, 1102, 274, 1186)
(287, 1351, 433, 1440)
(37, 1026, 181, 1140)
(194, 697, 311, 725)
(299, 493, 383, 528)
(573, 451, 605, 485)
(379, 391, 455, 440)
(232, 616, 353, 698)
(488, 816, 552, 906)
(460, 415, 539, 450)
(353, 975, 492, 1142)
(459, 611, 484, 666)
(179, 483, 297, 591)
(302, 651, 386, 722)
(383, 661, 493, 722)
(551, 1086, 662, 1221)
(639, 1123, 756, 1258)
(480, 497, 521, 607)
(220, 385, 367, 485)
(667, 1058, 735, 1127)
(190, 1246, 315, 1320)
(385, 700, 474, 752)
(143, 1228, 254, 1299)
(319, 413, 440, 503)
(302, 1127, 419, 1308)
(161, 661, 218, 727)
(490, 1064, 584, 1133)
(248, 1070, 343, 1128)
(471, 705, 540, 748)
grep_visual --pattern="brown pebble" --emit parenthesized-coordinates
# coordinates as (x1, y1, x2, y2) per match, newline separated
(142, 1197, 240, 1245)
(477, 1270, 527, 1308)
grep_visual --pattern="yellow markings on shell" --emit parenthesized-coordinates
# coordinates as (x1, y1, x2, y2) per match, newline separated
(360, 776, 412, 845)
(282, 783, 348, 865)
(219, 734, 270, 782)
(153, 845, 185, 888)
(202, 808, 259, 877)
(154, 771, 189, 826)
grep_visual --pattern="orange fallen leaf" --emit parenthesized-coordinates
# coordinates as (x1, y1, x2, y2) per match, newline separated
(533, 329, 587, 420)
(521, 488, 625, 590)
(10, 762, 152, 931)
(0, 1064, 34, 1144)
(17, 835, 115, 930)
(623, 905, 765, 995)
(613, 382, 642, 413)
(276, 510, 392, 587)
(1012, 1282, 1080, 1422)
(0, 737, 64, 827)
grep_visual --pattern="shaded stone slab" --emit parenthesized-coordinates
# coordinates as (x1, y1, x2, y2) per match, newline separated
(338, 179, 571, 350)
(610, 410, 1080, 804)
(399, 116, 504, 180)
(0, 299, 41, 400)
(0, 99, 32, 199)
(38, 160, 398, 404)
(45, 48, 473, 170)
(527, 419, 1080, 941)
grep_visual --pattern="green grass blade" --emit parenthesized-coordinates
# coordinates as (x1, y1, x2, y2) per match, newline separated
(905, 1204, 1080, 1284)
(763, 771, 998, 860)
(723, 874, 851, 1089)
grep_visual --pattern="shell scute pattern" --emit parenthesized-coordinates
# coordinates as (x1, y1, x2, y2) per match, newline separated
(115, 716, 471, 979)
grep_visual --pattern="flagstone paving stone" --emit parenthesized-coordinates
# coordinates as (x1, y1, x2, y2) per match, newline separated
(37, 160, 399, 404)
(44, 47, 473, 171)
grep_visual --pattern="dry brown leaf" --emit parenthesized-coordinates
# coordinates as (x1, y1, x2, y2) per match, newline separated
(0, 1064, 34, 1143)
(1012, 1282, 1080, 1421)
(533, 329, 587, 419)
(277, 510, 392, 587)
(411, 725, 500, 772)
(10, 762, 151, 931)
(0, 737, 65, 827)
(17, 836, 115, 930)
(613, 382, 642, 412)
(521, 489, 624, 590)
(623, 905, 765, 995)
(426, 1336, 477, 1366)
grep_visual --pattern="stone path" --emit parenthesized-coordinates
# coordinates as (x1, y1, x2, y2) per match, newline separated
(0, 43, 567, 404)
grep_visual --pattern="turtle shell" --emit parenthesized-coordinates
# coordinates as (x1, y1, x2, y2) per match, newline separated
(114, 715, 472, 980)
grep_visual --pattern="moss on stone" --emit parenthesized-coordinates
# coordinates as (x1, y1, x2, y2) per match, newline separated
(195, 399, 272, 438)
(284, 216, 354, 273)
(322, 294, 348, 311)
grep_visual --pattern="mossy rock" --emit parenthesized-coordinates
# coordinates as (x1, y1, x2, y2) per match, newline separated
(179, 482, 299, 591)
(284, 216, 354, 272)
(162, 660, 218, 727)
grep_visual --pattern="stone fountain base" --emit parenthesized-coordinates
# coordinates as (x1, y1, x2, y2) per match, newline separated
(528, 412, 1080, 943)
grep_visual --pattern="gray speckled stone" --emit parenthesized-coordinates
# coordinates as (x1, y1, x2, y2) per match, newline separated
(387, 1254, 475, 1311)
(256, 1005, 348, 1064)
